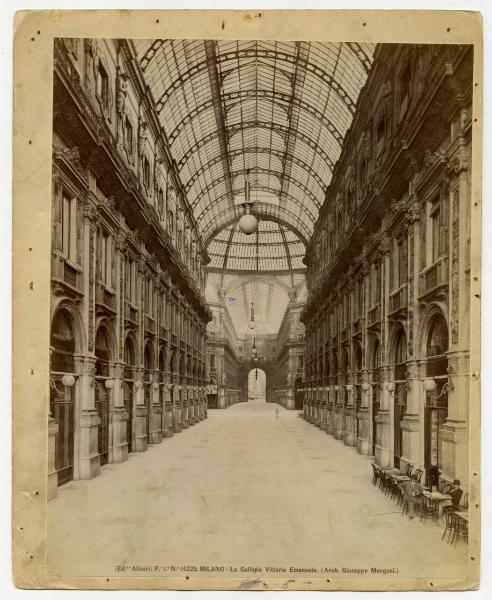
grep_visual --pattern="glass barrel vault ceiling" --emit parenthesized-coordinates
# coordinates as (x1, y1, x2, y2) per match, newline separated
(134, 39, 375, 271)
(208, 221, 305, 271)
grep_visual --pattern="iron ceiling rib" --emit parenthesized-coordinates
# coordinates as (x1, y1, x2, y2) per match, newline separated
(278, 42, 307, 220)
(346, 42, 374, 73)
(170, 88, 345, 152)
(222, 221, 237, 271)
(182, 120, 335, 181)
(185, 146, 327, 197)
(204, 40, 235, 212)
(200, 197, 313, 246)
(279, 222, 294, 273)
(190, 167, 321, 214)
(139, 39, 166, 71)
(153, 45, 360, 115)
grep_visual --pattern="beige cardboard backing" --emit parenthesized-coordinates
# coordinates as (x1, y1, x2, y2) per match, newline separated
(12, 9, 482, 591)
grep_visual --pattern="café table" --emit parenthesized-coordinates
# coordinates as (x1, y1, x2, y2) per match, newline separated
(422, 490, 452, 516)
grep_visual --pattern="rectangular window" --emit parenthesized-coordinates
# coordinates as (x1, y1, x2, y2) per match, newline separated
(148, 279, 153, 316)
(399, 238, 408, 285)
(62, 191, 77, 261)
(158, 188, 164, 218)
(143, 157, 151, 188)
(431, 204, 441, 263)
(96, 62, 109, 107)
(372, 262, 381, 305)
(101, 231, 111, 287)
(128, 260, 136, 304)
(160, 295, 165, 324)
(124, 118, 133, 153)
(210, 354, 216, 370)
(390, 240, 396, 290)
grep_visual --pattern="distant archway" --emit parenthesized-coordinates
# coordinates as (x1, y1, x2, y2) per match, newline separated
(248, 368, 266, 402)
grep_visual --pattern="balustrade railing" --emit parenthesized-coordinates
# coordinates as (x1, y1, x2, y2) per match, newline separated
(419, 257, 449, 297)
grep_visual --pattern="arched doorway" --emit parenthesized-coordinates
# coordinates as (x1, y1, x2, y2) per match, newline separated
(371, 339, 381, 456)
(393, 328, 407, 469)
(336, 347, 348, 439)
(424, 313, 449, 475)
(94, 326, 111, 466)
(353, 342, 363, 442)
(143, 342, 154, 441)
(124, 336, 136, 453)
(248, 368, 266, 401)
(50, 308, 76, 486)
(159, 345, 167, 433)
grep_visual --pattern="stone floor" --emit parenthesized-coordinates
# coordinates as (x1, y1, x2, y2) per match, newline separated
(48, 399, 468, 584)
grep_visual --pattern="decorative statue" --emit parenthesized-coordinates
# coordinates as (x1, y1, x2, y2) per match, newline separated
(138, 121, 148, 157)
(116, 72, 130, 116)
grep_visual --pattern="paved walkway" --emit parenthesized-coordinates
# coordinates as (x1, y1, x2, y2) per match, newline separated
(48, 400, 467, 583)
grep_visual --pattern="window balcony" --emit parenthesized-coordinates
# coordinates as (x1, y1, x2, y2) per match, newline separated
(389, 282, 408, 318)
(419, 257, 449, 300)
(95, 282, 116, 315)
(144, 315, 155, 336)
(352, 318, 362, 336)
(51, 253, 83, 301)
(367, 303, 381, 329)
(124, 301, 139, 327)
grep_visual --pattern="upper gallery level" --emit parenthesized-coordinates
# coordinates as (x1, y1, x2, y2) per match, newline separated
(303, 43, 473, 303)
(53, 37, 209, 307)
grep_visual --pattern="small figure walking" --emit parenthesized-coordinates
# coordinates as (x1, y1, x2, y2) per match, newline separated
(275, 407, 280, 419)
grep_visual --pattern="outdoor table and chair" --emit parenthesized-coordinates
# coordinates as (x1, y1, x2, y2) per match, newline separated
(370, 462, 468, 546)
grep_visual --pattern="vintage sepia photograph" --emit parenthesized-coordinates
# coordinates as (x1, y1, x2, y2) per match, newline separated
(11, 9, 482, 592)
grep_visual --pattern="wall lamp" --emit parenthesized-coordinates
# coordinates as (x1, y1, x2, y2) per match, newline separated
(423, 377, 454, 397)
(50, 374, 76, 395)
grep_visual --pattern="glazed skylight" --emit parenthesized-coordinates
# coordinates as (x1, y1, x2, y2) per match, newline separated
(134, 39, 375, 270)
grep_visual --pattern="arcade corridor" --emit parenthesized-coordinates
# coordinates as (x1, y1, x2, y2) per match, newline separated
(48, 400, 466, 581)
(45, 35, 474, 587)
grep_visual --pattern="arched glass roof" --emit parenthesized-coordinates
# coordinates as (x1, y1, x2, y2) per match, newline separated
(208, 220, 305, 272)
(224, 278, 290, 334)
(134, 39, 375, 268)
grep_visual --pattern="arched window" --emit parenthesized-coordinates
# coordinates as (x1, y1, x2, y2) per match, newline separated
(95, 326, 110, 376)
(144, 342, 154, 372)
(50, 308, 76, 485)
(424, 314, 449, 472)
(393, 329, 408, 468)
(394, 329, 407, 369)
(124, 337, 136, 367)
(427, 314, 448, 358)
(51, 309, 75, 372)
